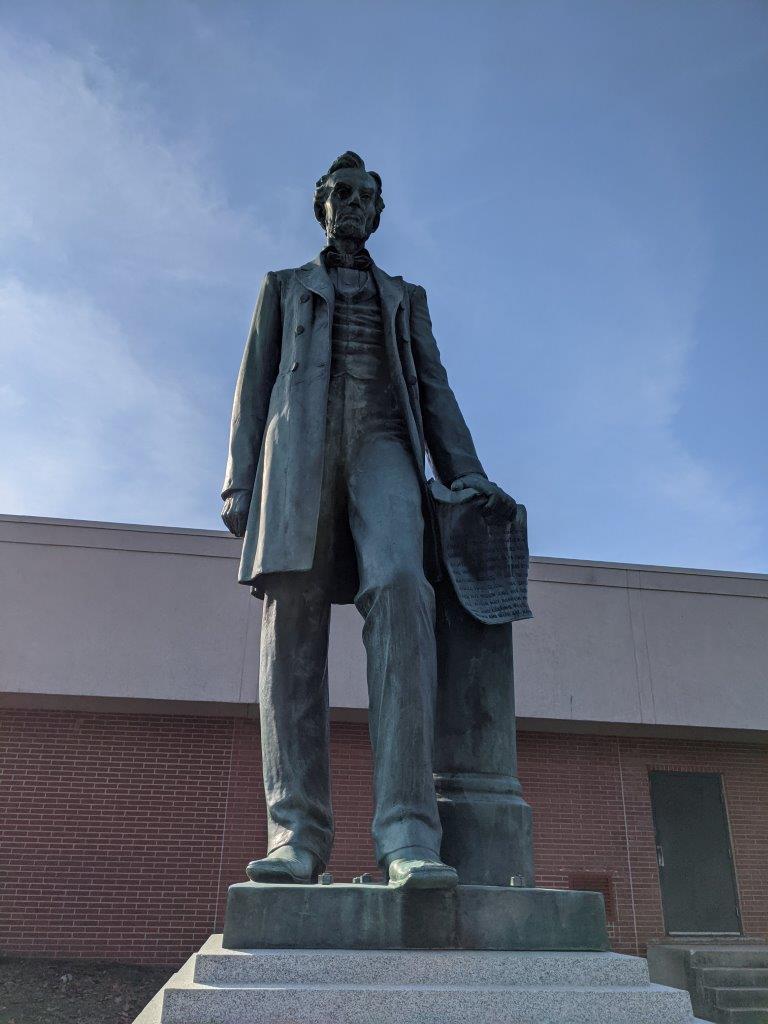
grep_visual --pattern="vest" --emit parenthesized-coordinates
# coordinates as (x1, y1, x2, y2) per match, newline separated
(329, 269, 388, 380)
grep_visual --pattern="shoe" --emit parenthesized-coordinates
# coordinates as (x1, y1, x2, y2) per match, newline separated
(245, 845, 319, 884)
(387, 856, 459, 891)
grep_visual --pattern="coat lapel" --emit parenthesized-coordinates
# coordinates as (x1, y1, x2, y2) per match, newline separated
(298, 253, 403, 317)
(371, 263, 404, 336)
(372, 263, 408, 390)
(297, 254, 334, 306)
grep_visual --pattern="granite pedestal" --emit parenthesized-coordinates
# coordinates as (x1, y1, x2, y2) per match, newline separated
(133, 934, 697, 1024)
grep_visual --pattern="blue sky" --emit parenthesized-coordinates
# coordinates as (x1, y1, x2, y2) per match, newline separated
(1, 0, 766, 571)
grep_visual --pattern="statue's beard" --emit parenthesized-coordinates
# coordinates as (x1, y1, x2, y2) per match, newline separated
(328, 212, 368, 243)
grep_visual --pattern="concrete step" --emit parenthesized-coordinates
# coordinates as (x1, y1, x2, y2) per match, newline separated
(692, 951, 768, 970)
(718, 1009, 768, 1024)
(700, 969, 768, 988)
(193, 945, 651, 987)
(715, 988, 768, 1009)
(160, 980, 695, 1024)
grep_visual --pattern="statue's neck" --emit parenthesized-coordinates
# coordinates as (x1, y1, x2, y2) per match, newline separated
(325, 235, 368, 257)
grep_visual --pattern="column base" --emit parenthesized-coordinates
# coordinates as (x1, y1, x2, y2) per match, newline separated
(436, 770, 534, 886)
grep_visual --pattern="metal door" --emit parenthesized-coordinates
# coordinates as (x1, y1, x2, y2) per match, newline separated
(649, 771, 741, 935)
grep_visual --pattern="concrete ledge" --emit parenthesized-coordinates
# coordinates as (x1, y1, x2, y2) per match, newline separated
(223, 882, 610, 951)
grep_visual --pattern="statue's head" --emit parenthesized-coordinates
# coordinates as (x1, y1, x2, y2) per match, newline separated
(314, 151, 385, 245)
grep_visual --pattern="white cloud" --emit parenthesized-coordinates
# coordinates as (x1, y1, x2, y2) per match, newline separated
(589, 299, 760, 568)
(0, 28, 262, 283)
(0, 277, 215, 524)
(0, 20, 762, 572)
(547, 310, 761, 571)
(464, 191, 764, 571)
(0, 29, 268, 527)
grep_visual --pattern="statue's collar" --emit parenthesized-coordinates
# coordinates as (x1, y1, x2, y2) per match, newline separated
(321, 245, 372, 270)
(298, 253, 404, 317)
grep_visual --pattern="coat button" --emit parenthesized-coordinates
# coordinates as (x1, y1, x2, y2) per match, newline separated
(295, 324, 305, 335)
(300, 293, 310, 303)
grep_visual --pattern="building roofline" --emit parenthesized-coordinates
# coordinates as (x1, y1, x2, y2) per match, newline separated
(1, 512, 766, 582)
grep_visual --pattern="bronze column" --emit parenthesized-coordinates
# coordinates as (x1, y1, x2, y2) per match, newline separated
(434, 579, 535, 886)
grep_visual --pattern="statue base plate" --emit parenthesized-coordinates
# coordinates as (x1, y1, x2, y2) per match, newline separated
(223, 881, 609, 951)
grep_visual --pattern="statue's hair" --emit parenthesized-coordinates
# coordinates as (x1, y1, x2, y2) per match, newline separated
(313, 151, 385, 232)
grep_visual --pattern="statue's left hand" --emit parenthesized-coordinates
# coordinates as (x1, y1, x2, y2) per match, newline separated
(451, 473, 517, 523)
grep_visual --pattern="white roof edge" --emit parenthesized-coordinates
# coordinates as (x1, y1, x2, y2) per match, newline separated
(530, 554, 768, 581)
(1, 512, 766, 581)
(0, 512, 226, 540)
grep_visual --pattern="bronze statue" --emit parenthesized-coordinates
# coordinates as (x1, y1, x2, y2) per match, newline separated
(222, 152, 517, 890)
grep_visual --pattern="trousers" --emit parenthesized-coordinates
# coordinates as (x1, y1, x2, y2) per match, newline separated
(258, 371, 441, 867)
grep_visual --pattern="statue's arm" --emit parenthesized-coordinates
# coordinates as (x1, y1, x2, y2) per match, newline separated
(221, 271, 282, 536)
(409, 284, 517, 522)
(408, 283, 486, 485)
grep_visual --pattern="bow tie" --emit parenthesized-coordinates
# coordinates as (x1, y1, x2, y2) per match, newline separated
(323, 247, 373, 271)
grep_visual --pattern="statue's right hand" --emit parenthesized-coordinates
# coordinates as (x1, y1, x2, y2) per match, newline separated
(221, 491, 251, 538)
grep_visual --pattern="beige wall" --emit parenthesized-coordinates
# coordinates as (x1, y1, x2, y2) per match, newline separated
(2, 514, 767, 733)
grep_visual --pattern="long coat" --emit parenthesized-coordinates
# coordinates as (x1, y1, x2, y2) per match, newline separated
(222, 253, 485, 601)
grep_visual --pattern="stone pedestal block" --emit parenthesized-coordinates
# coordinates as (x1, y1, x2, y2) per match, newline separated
(222, 881, 609, 951)
(133, 936, 698, 1024)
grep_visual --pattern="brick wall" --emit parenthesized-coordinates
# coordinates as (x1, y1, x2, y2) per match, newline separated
(1, 708, 766, 964)
(517, 732, 768, 954)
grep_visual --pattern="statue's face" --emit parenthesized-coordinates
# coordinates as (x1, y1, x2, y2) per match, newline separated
(323, 168, 379, 243)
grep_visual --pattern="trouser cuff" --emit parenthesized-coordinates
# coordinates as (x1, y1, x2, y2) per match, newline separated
(376, 830, 442, 864)
(267, 832, 332, 872)
(381, 844, 441, 868)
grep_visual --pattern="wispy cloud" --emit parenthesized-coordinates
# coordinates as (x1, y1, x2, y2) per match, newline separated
(498, 197, 764, 571)
(0, 28, 262, 285)
(0, 278, 213, 524)
(0, 28, 286, 528)
(0, 7, 764, 572)
(0, 28, 271, 525)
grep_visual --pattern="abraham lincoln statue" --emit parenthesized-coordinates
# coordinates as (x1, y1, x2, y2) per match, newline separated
(221, 151, 517, 890)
